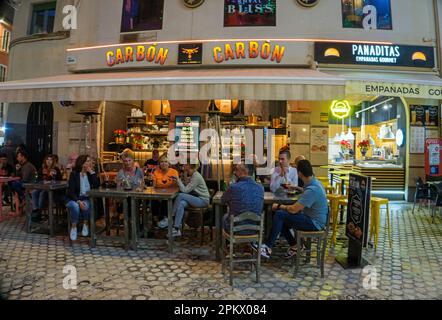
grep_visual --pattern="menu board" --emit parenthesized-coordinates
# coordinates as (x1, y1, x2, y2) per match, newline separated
(410, 127, 425, 153)
(345, 174, 371, 266)
(310, 127, 328, 153)
(410, 105, 439, 127)
(174, 116, 201, 153)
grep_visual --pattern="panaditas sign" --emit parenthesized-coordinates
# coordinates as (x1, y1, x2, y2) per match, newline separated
(315, 42, 435, 69)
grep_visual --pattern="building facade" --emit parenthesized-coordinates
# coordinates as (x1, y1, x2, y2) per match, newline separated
(1, 0, 442, 199)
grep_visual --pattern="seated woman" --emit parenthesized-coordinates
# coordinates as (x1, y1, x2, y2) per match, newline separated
(116, 153, 144, 190)
(169, 163, 210, 238)
(31, 155, 62, 222)
(151, 156, 179, 229)
(66, 155, 100, 241)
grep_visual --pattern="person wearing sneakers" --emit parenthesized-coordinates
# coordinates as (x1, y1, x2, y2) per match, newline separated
(253, 160, 328, 259)
(66, 155, 100, 241)
(152, 156, 179, 229)
(221, 163, 264, 234)
(169, 162, 210, 237)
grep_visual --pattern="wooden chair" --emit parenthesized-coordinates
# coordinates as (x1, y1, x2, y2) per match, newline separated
(292, 209, 330, 278)
(221, 211, 264, 286)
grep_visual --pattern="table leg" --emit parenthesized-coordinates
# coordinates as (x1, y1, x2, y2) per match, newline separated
(48, 191, 54, 236)
(131, 197, 137, 251)
(0, 183, 3, 221)
(339, 181, 345, 224)
(215, 203, 221, 261)
(90, 197, 96, 247)
(143, 200, 148, 239)
(104, 198, 110, 236)
(25, 189, 32, 232)
(124, 198, 129, 250)
(265, 204, 273, 240)
(167, 198, 173, 254)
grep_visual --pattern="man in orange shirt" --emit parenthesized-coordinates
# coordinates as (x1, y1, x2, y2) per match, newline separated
(152, 156, 178, 228)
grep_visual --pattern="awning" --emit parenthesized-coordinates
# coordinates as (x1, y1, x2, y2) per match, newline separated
(324, 70, 442, 100)
(0, 68, 345, 103)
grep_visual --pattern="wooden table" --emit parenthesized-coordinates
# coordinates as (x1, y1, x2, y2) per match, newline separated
(23, 181, 68, 236)
(212, 191, 300, 261)
(88, 188, 130, 249)
(88, 187, 179, 252)
(0, 176, 20, 221)
(128, 187, 179, 252)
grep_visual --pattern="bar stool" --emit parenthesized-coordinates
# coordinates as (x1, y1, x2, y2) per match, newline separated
(369, 197, 392, 250)
(318, 177, 335, 194)
(329, 195, 347, 246)
(183, 205, 213, 245)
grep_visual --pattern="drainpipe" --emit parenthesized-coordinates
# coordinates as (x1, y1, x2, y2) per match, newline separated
(433, 0, 442, 78)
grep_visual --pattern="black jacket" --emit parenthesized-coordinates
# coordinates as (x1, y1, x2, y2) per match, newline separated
(66, 170, 100, 202)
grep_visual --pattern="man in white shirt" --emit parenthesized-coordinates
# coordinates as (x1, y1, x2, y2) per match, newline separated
(270, 150, 298, 193)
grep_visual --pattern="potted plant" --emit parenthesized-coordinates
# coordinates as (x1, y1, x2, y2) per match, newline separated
(358, 139, 370, 159)
(339, 140, 352, 160)
(113, 129, 127, 144)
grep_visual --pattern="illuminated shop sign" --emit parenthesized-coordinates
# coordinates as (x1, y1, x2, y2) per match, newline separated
(330, 100, 352, 119)
(106, 45, 169, 67)
(315, 42, 435, 68)
(178, 43, 203, 65)
(224, 0, 276, 27)
(213, 41, 285, 64)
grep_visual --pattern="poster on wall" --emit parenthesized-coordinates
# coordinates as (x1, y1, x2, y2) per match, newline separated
(224, 0, 276, 27)
(410, 105, 439, 127)
(310, 127, 328, 153)
(341, 0, 392, 30)
(410, 127, 425, 154)
(174, 116, 201, 153)
(121, 0, 164, 33)
(425, 139, 442, 177)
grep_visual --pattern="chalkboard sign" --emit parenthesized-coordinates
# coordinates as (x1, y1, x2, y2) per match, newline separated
(410, 105, 439, 127)
(336, 173, 371, 268)
(174, 116, 201, 153)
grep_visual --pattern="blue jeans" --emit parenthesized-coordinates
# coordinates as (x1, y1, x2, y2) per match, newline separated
(9, 181, 25, 201)
(31, 190, 48, 211)
(66, 199, 91, 225)
(265, 210, 318, 248)
(173, 193, 209, 229)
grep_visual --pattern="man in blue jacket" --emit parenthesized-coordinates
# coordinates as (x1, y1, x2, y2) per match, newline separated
(221, 163, 264, 233)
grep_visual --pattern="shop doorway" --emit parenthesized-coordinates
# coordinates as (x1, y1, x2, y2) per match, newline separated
(26, 102, 54, 169)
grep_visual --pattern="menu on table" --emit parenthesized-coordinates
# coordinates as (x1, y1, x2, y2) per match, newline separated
(174, 116, 201, 153)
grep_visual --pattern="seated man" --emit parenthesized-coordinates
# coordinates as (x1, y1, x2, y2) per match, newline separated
(293, 155, 306, 188)
(254, 160, 328, 259)
(10, 150, 37, 205)
(222, 163, 264, 233)
(144, 149, 160, 169)
(169, 163, 210, 237)
(270, 150, 298, 193)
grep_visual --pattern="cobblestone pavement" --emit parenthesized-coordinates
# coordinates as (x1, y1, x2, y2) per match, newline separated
(1, 203, 441, 300)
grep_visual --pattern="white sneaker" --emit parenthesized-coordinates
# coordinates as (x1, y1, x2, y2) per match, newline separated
(157, 217, 168, 229)
(82, 224, 89, 237)
(167, 228, 182, 238)
(70, 227, 77, 241)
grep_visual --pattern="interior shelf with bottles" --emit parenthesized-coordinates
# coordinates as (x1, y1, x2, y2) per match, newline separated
(126, 116, 170, 152)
